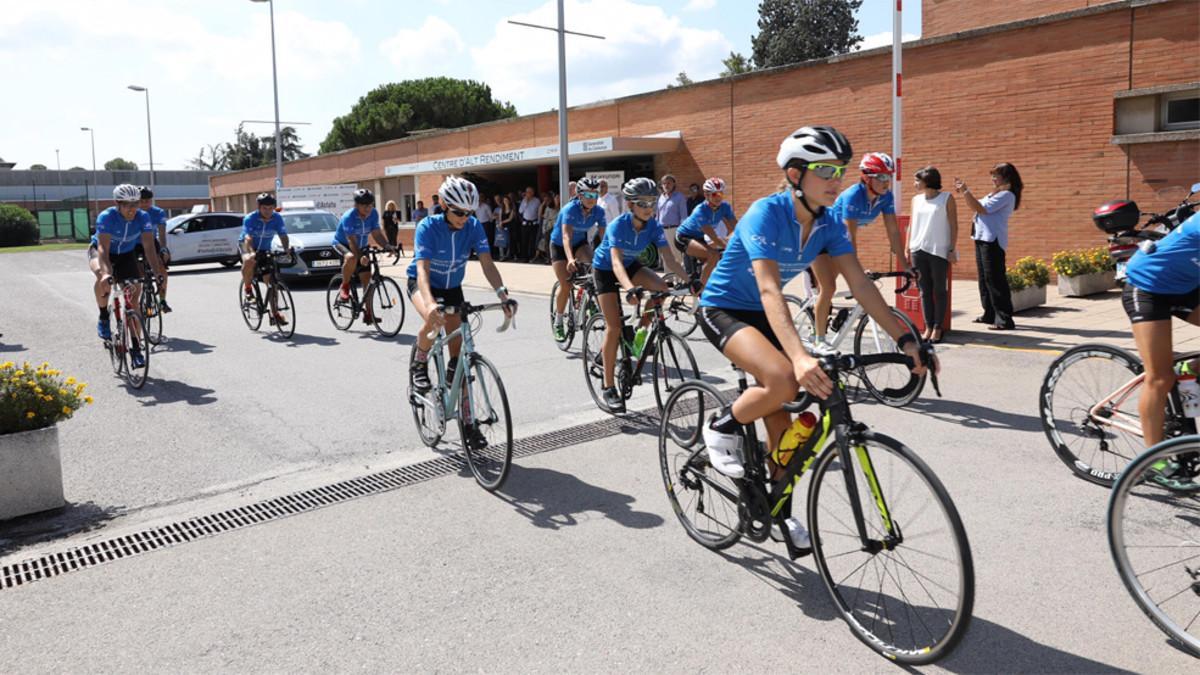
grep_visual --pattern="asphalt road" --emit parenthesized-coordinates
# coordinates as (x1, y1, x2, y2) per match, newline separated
(0, 250, 1195, 672)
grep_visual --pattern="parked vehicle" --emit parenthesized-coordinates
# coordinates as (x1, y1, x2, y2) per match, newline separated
(270, 209, 341, 278)
(163, 212, 243, 267)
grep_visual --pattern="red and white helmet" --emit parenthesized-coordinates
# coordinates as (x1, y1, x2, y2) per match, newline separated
(702, 177, 726, 194)
(859, 152, 895, 176)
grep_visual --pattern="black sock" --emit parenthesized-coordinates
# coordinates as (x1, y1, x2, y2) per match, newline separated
(99, 308, 109, 322)
(710, 405, 742, 433)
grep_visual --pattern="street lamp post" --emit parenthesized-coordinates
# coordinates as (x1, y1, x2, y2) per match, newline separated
(80, 127, 97, 219)
(128, 85, 155, 190)
(250, 0, 283, 191)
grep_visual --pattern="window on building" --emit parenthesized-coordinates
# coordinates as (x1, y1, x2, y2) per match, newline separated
(1162, 91, 1200, 131)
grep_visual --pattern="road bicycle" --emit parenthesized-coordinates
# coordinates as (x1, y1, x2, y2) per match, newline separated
(1107, 434, 1200, 656)
(238, 250, 297, 339)
(105, 277, 150, 389)
(1039, 343, 1199, 486)
(658, 349, 973, 664)
(325, 247, 406, 336)
(581, 286, 699, 413)
(549, 263, 599, 352)
(787, 270, 924, 407)
(408, 300, 516, 491)
(137, 260, 165, 347)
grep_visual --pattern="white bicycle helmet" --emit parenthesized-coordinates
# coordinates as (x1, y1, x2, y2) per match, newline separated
(622, 177, 658, 200)
(577, 176, 602, 193)
(702, 177, 726, 193)
(775, 126, 854, 169)
(113, 184, 141, 203)
(437, 176, 480, 212)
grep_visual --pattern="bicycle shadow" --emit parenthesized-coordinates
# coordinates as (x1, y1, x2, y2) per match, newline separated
(128, 378, 218, 406)
(0, 501, 122, 558)
(862, 393, 1044, 433)
(0, 342, 27, 353)
(151, 336, 216, 355)
(269, 332, 339, 347)
(356, 331, 414, 345)
(494, 464, 664, 531)
(934, 616, 1138, 673)
(714, 541, 842, 623)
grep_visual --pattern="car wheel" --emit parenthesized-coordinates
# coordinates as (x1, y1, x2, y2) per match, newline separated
(220, 258, 240, 268)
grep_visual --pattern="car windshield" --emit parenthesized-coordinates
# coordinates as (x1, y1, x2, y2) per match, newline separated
(282, 212, 338, 234)
(166, 215, 190, 228)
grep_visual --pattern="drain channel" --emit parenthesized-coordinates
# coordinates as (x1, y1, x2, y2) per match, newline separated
(0, 403, 677, 591)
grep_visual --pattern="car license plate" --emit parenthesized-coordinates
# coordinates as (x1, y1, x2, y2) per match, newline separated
(311, 259, 341, 268)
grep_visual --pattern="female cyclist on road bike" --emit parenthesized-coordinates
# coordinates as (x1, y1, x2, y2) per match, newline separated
(592, 177, 691, 413)
(697, 126, 932, 547)
(809, 152, 907, 346)
(408, 176, 517, 393)
(675, 177, 737, 286)
(550, 176, 607, 340)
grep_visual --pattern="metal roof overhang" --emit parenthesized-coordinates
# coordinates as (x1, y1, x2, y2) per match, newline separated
(383, 133, 681, 176)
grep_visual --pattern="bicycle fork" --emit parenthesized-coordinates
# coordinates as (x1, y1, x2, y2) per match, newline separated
(835, 423, 902, 553)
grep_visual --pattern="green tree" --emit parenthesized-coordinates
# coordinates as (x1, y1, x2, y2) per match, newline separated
(220, 124, 308, 171)
(666, 71, 694, 89)
(320, 77, 517, 154)
(68, 166, 86, 171)
(263, 126, 310, 164)
(751, 0, 863, 69)
(0, 204, 39, 247)
(29, 164, 48, 170)
(104, 157, 138, 170)
(720, 52, 753, 77)
(186, 144, 229, 171)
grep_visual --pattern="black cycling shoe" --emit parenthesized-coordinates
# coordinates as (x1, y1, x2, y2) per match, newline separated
(410, 361, 432, 392)
(160, 300, 172, 313)
(464, 423, 489, 451)
(602, 386, 625, 412)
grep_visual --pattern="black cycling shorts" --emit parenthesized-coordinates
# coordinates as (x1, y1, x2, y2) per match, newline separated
(406, 277, 465, 308)
(593, 262, 643, 295)
(1123, 283, 1199, 323)
(133, 239, 166, 268)
(333, 243, 371, 274)
(674, 232, 702, 254)
(89, 244, 141, 283)
(699, 305, 783, 353)
(551, 240, 589, 263)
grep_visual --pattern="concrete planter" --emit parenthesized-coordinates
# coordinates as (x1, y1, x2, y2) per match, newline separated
(1011, 285, 1047, 313)
(0, 425, 65, 521)
(1057, 270, 1116, 297)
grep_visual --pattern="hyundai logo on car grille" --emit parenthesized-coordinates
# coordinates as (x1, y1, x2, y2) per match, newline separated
(320, 250, 332, 258)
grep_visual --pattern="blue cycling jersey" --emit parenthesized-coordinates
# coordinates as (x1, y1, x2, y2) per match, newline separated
(144, 205, 168, 232)
(91, 207, 153, 255)
(333, 207, 380, 248)
(1125, 213, 1200, 296)
(550, 199, 606, 248)
(241, 211, 288, 252)
(701, 192, 855, 312)
(406, 214, 490, 289)
(678, 201, 735, 240)
(831, 182, 895, 227)
(592, 212, 667, 272)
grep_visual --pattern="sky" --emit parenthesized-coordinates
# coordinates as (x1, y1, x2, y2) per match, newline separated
(2, 0, 920, 172)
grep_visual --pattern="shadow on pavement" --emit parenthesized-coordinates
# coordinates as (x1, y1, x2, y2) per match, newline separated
(715, 541, 842, 623)
(936, 616, 1136, 673)
(356, 331, 414, 345)
(166, 266, 237, 277)
(152, 336, 216, 355)
(495, 464, 664, 531)
(869, 394, 1045, 433)
(268, 332, 339, 347)
(0, 342, 27, 354)
(129, 378, 218, 406)
(0, 501, 122, 558)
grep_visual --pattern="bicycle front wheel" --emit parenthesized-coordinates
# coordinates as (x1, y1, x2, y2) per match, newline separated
(658, 380, 742, 550)
(369, 276, 406, 337)
(651, 330, 699, 414)
(808, 432, 974, 664)
(581, 312, 613, 412)
(853, 308, 924, 407)
(238, 279, 264, 331)
(408, 341, 446, 447)
(459, 353, 513, 491)
(1107, 435, 1200, 656)
(661, 274, 698, 338)
(1040, 343, 1145, 486)
(550, 279, 576, 351)
(326, 274, 356, 331)
(123, 310, 149, 389)
(271, 282, 296, 339)
(141, 289, 164, 346)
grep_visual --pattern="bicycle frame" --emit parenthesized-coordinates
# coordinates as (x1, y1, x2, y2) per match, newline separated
(420, 318, 478, 420)
(1084, 351, 1199, 438)
(618, 294, 678, 393)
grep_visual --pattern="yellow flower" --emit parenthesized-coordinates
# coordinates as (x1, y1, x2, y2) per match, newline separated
(59, 389, 67, 396)
(34, 386, 42, 394)
(25, 411, 35, 419)
(0, 361, 13, 369)
(84, 396, 94, 404)
(66, 377, 76, 385)
(61, 406, 72, 415)
(14, 370, 24, 377)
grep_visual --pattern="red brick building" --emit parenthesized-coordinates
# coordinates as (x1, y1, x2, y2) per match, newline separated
(209, 0, 1200, 277)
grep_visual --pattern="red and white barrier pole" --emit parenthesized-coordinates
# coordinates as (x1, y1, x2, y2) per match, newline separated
(892, 0, 903, 212)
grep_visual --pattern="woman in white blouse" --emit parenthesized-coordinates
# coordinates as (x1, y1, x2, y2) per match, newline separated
(907, 166, 959, 342)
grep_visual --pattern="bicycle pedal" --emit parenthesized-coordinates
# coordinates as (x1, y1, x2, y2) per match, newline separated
(787, 546, 813, 560)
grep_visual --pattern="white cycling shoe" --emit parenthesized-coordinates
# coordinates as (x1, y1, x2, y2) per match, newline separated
(702, 423, 745, 478)
(772, 517, 811, 548)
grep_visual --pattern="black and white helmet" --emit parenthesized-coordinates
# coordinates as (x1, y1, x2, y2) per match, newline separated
(577, 176, 601, 193)
(775, 126, 853, 169)
(437, 176, 480, 212)
(138, 186, 154, 200)
(256, 192, 277, 206)
(353, 188, 375, 205)
(622, 177, 658, 200)
(112, 184, 141, 203)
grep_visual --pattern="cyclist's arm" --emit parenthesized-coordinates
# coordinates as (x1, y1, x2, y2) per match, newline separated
(610, 248, 634, 290)
(752, 258, 809, 364)
(97, 233, 114, 279)
(562, 220, 576, 265)
(660, 243, 688, 279)
(946, 195, 960, 259)
(278, 232, 290, 251)
(141, 230, 166, 277)
(368, 228, 391, 251)
(723, 215, 737, 238)
(347, 234, 364, 261)
(157, 222, 168, 250)
(700, 224, 724, 247)
(845, 218, 859, 251)
(415, 258, 437, 311)
(476, 252, 510, 302)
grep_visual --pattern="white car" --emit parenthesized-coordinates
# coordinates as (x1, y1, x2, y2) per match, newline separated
(163, 212, 243, 267)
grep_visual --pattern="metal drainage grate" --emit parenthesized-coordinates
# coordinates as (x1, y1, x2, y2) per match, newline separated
(0, 400, 680, 591)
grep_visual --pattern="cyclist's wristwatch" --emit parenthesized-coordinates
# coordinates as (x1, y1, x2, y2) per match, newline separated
(495, 285, 508, 299)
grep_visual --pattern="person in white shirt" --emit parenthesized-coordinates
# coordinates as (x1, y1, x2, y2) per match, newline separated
(907, 166, 959, 343)
(518, 186, 542, 261)
(598, 179, 623, 224)
(476, 194, 495, 250)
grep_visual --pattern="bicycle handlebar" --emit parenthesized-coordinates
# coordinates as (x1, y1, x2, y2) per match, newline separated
(864, 270, 915, 294)
(424, 300, 519, 339)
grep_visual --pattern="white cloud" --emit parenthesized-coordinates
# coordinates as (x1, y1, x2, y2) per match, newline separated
(470, 0, 732, 113)
(684, 0, 717, 10)
(855, 31, 920, 52)
(380, 16, 465, 77)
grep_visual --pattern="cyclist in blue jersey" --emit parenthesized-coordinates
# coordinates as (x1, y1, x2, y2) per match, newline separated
(809, 152, 907, 346)
(333, 188, 397, 321)
(551, 176, 607, 340)
(240, 193, 293, 326)
(408, 176, 517, 393)
(696, 127, 932, 547)
(675, 176, 737, 286)
(592, 177, 692, 412)
(87, 184, 165, 368)
(1123, 208, 1200, 449)
(137, 186, 172, 313)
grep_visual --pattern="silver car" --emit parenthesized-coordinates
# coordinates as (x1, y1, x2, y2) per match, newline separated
(269, 209, 343, 278)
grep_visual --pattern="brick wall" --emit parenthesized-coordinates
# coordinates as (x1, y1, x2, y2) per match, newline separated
(922, 0, 1096, 37)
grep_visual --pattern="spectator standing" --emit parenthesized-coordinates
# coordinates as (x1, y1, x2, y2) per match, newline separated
(535, 193, 560, 264)
(382, 200, 400, 248)
(686, 183, 703, 214)
(597, 179, 623, 244)
(656, 174, 689, 265)
(496, 194, 516, 261)
(430, 194, 444, 215)
(956, 162, 1023, 331)
(412, 200, 429, 222)
(518, 186, 542, 262)
(907, 166, 959, 342)
(476, 193, 495, 250)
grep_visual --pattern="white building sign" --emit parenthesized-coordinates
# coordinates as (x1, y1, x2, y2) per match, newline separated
(385, 137, 615, 176)
(278, 184, 358, 214)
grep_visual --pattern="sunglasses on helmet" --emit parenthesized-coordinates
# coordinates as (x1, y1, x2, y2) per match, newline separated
(806, 163, 847, 180)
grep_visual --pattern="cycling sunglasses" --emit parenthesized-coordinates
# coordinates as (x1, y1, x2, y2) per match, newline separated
(579, 190, 600, 199)
(806, 163, 848, 180)
(629, 198, 657, 209)
(447, 207, 474, 218)
(867, 173, 893, 184)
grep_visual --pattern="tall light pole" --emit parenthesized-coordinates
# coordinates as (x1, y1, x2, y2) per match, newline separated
(81, 127, 98, 218)
(509, 3, 604, 199)
(250, 0, 283, 191)
(128, 85, 155, 190)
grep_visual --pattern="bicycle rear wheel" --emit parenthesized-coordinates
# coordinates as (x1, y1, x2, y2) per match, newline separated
(1108, 435, 1200, 656)
(661, 274, 699, 338)
(787, 294, 817, 343)
(807, 432, 973, 664)
(369, 276, 406, 337)
(238, 279, 264, 331)
(270, 281, 296, 339)
(459, 353, 513, 491)
(326, 274, 356, 331)
(1039, 344, 1148, 487)
(853, 308, 924, 407)
(123, 310, 149, 389)
(550, 279, 576, 351)
(408, 341, 446, 447)
(658, 380, 742, 550)
(652, 330, 699, 414)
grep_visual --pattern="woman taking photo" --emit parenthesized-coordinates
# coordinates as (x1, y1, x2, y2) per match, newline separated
(496, 194, 516, 261)
(955, 162, 1023, 331)
(908, 166, 959, 342)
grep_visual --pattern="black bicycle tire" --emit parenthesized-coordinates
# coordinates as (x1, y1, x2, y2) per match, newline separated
(124, 309, 149, 389)
(238, 278, 264, 331)
(853, 308, 925, 407)
(652, 330, 699, 416)
(109, 299, 125, 375)
(408, 341, 444, 447)
(807, 431, 974, 664)
(326, 274, 356, 331)
(661, 274, 699, 338)
(369, 276, 406, 337)
(272, 282, 296, 339)
(459, 353, 513, 492)
(141, 285, 164, 346)
(551, 280, 576, 351)
(581, 312, 615, 412)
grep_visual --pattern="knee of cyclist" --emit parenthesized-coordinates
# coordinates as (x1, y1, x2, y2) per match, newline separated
(763, 370, 800, 403)
(1143, 371, 1176, 396)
